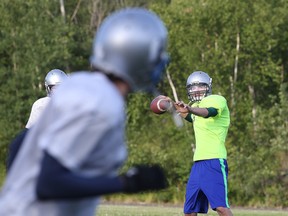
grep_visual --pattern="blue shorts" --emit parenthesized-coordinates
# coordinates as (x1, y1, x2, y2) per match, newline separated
(184, 159, 230, 214)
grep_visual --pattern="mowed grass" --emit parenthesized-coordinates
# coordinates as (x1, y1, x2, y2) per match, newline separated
(97, 204, 288, 216)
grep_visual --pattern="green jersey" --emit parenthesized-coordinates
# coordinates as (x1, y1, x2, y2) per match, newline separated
(189, 95, 230, 161)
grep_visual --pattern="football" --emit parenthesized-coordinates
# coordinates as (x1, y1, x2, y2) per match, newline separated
(150, 95, 172, 114)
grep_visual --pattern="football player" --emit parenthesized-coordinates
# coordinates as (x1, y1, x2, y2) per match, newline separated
(174, 71, 233, 216)
(0, 8, 169, 216)
(26, 69, 68, 128)
(6, 69, 68, 170)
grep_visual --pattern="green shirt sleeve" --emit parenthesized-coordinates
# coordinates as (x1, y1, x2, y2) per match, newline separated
(185, 113, 193, 122)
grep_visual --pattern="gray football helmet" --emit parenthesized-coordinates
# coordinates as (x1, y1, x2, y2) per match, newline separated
(90, 8, 169, 93)
(45, 69, 68, 96)
(186, 71, 212, 103)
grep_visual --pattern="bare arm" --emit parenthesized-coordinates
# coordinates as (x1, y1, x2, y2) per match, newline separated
(174, 101, 209, 118)
(187, 106, 209, 117)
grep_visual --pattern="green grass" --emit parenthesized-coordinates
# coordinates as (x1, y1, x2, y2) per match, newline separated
(97, 204, 288, 216)
(1, 165, 287, 216)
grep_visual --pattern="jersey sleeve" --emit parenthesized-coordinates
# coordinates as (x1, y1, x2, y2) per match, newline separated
(26, 97, 50, 128)
(6, 128, 29, 171)
(184, 113, 193, 122)
(200, 95, 227, 117)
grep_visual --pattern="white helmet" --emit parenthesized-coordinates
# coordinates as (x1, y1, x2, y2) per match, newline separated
(44, 69, 68, 96)
(186, 71, 212, 102)
(90, 8, 169, 92)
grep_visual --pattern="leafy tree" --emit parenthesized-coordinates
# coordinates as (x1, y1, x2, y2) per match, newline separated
(0, 0, 288, 207)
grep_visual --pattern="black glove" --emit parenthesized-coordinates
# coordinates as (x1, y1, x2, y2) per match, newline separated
(121, 164, 168, 193)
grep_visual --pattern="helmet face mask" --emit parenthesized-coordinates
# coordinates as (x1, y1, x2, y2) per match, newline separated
(187, 83, 210, 102)
(90, 8, 169, 93)
(186, 71, 212, 103)
(44, 69, 68, 96)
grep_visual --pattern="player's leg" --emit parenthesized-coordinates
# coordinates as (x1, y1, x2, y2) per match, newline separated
(184, 190, 208, 216)
(215, 206, 233, 216)
(185, 213, 197, 216)
(202, 159, 233, 216)
(183, 162, 209, 215)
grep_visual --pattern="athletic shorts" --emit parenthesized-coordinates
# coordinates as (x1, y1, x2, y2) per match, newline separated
(183, 159, 230, 214)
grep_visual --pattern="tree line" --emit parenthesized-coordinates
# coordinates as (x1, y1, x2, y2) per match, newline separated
(0, 0, 287, 208)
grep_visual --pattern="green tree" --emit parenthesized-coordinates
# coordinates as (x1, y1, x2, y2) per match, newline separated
(0, 0, 288, 208)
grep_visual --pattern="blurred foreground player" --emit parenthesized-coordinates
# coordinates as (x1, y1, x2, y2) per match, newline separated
(6, 69, 68, 171)
(0, 8, 169, 216)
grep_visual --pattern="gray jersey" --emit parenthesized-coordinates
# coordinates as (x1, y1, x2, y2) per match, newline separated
(0, 72, 128, 216)
(25, 97, 50, 129)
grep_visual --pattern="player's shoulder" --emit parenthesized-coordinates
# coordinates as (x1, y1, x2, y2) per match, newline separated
(32, 96, 50, 106)
(206, 94, 227, 102)
(53, 71, 124, 113)
(68, 70, 91, 78)
(201, 94, 228, 108)
(62, 71, 109, 89)
(68, 71, 102, 80)
(36, 96, 50, 102)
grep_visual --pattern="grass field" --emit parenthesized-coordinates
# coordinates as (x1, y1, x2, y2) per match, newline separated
(97, 203, 288, 216)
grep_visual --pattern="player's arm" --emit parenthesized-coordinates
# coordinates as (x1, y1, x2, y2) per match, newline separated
(6, 128, 29, 171)
(36, 151, 167, 200)
(36, 151, 123, 199)
(174, 101, 218, 121)
(186, 106, 218, 118)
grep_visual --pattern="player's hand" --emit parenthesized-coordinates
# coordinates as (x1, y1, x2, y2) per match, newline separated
(121, 165, 168, 193)
(174, 101, 190, 114)
(161, 96, 174, 109)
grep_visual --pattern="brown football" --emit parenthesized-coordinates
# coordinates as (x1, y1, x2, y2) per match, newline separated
(150, 95, 171, 114)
